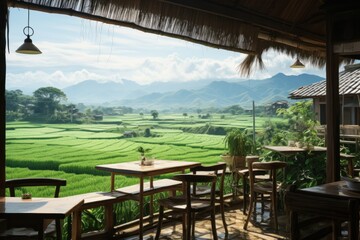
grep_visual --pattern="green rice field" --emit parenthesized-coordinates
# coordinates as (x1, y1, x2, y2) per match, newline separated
(6, 113, 285, 197)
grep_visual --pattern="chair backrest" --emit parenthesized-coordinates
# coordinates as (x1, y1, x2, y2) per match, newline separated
(247, 160, 287, 192)
(190, 163, 226, 196)
(173, 174, 217, 208)
(5, 178, 67, 198)
(285, 185, 359, 240)
(341, 125, 360, 135)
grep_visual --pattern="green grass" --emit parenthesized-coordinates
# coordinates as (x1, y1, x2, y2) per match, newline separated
(5, 114, 286, 235)
(5, 113, 285, 197)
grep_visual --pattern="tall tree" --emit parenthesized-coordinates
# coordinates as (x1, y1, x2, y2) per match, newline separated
(33, 87, 67, 116)
(6, 89, 23, 111)
(150, 110, 159, 120)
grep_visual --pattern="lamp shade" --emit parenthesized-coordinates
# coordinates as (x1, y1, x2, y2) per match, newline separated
(16, 36, 42, 54)
(290, 58, 305, 68)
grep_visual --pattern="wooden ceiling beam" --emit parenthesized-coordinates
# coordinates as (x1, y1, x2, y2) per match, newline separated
(258, 32, 325, 54)
(160, 0, 325, 43)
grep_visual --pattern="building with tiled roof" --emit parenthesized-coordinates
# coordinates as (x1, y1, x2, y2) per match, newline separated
(289, 64, 360, 125)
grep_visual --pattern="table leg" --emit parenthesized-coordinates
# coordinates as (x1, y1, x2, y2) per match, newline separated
(111, 173, 115, 191)
(38, 225, 44, 240)
(348, 159, 354, 177)
(139, 176, 144, 240)
(242, 173, 248, 215)
(72, 210, 81, 240)
(104, 204, 114, 237)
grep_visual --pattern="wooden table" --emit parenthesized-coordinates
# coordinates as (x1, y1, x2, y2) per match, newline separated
(0, 197, 84, 239)
(302, 181, 360, 199)
(96, 160, 201, 240)
(290, 181, 360, 238)
(264, 146, 356, 176)
(264, 145, 327, 156)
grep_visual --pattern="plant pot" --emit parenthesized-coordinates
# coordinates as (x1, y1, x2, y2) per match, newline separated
(220, 155, 232, 168)
(221, 155, 246, 171)
(232, 156, 246, 170)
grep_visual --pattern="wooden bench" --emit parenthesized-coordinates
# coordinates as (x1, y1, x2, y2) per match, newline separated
(115, 179, 182, 198)
(69, 179, 182, 239)
(66, 191, 129, 239)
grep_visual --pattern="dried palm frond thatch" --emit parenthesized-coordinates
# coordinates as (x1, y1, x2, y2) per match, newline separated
(6, 0, 357, 75)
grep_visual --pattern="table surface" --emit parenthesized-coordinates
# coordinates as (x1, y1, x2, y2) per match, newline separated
(264, 145, 327, 154)
(96, 159, 201, 177)
(302, 181, 360, 199)
(0, 197, 84, 219)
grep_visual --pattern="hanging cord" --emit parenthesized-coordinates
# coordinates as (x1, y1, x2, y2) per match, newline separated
(6, 8, 9, 53)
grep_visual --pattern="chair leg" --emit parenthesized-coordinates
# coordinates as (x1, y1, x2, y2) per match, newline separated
(242, 175, 248, 215)
(271, 193, 278, 232)
(186, 212, 191, 240)
(155, 206, 164, 240)
(191, 212, 195, 238)
(220, 201, 228, 237)
(38, 228, 44, 240)
(244, 193, 255, 230)
(211, 209, 218, 240)
(55, 219, 62, 240)
(182, 213, 186, 239)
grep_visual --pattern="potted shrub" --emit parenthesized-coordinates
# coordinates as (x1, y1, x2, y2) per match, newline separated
(137, 146, 151, 165)
(222, 129, 253, 171)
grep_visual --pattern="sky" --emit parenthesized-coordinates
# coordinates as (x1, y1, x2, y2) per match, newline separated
(6, 8, 328, 91)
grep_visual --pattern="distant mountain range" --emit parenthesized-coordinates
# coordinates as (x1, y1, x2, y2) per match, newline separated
(61, 73, 324, 109)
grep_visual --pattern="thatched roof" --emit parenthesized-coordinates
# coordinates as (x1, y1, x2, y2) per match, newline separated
(6, 0, 359, 75)
(289, 63, 360, 99)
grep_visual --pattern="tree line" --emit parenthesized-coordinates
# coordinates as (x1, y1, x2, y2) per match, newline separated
(6, 87, 133, 123)
(6, 87, 289, 123)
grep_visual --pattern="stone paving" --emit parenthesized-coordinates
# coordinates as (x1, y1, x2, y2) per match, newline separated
(126, 203, 288, 240)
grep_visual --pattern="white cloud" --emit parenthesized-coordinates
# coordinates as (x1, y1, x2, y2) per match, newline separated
(6, 50, 328, 91)
(7, 9, 327, 91)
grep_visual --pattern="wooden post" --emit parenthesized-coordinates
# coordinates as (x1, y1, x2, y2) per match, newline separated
(325, 10, 340, 183)
(0, 0, 7, 197)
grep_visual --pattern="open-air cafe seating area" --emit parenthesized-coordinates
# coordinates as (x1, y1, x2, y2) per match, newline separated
(2, 149, 360, 240)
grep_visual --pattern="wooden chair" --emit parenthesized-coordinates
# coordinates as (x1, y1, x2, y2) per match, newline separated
(237, 155, 268, 215)
(285, 184, 359, 240)
(190, 162, 228, 237)
(244, 160, 287, 232)
(155, 174, 218, 240)
(2, 178, 67, 240)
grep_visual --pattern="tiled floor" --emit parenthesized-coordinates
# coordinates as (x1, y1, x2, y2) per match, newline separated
(125, 203, 288, 240)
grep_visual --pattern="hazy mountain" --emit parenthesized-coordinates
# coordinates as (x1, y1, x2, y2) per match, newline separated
(63, 79, 144, 104)
(63, 78, 215, 104)
(61, 73, 323, 108)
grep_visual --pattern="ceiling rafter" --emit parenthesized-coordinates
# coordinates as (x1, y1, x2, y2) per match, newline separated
(159, 0, 325, 43)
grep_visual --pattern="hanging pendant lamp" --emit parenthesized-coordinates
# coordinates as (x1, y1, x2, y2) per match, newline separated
(16, 9, 42, 54)
(290, 39, 304, 68)
(290, 58, 305, 68)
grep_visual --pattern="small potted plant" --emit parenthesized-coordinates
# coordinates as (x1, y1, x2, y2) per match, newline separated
(137, 146, 151, 165)
(222, 129, 254, 171)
